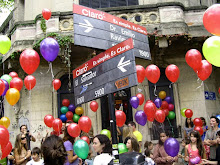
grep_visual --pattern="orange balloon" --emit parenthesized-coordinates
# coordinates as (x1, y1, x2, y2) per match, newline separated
(6, 88, 20, 106)
(1, 117, 10, 128)
(75, 107, 84, 115)
(159, 91, 166, 100)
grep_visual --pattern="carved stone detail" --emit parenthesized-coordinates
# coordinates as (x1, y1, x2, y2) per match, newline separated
(59, 18, 73, 31)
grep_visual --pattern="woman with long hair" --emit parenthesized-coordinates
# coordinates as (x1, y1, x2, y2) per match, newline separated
(125, 137, 140, 152)
(14, 133, 31, 165)
(184, 118, 194, 139)
(63, 127, 79, 165)
(153, 131, 178, 165)
(92, 134, 113, 165)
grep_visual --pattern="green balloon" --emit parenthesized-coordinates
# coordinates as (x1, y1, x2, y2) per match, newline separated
(1, 74, 12, 85)
(0, 158, 7, 165)
(73, 114, 80, 123)
(73, 139, 89, 159)
(61, 106, 68, 114)
(168, 111, 176, 120)
(181, 108, 187, 117)
(0, 35, 11, 54)
(118, 143, 128, 154)
(100, 129, 111, 139)
(203, 36, 220, 67)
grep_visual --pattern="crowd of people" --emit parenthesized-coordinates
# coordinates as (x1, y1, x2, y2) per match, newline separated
(0, 116, 220, 165)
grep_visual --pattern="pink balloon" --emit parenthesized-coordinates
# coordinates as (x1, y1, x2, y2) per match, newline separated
(168, 104, 174, 111)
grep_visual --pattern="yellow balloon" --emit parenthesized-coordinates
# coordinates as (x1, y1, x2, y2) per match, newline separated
(6, 88, 20, 106)
(1, 117, 10, 128)
(75, 107, 84, 115)
(159, 91, 166, 100)
(0, 119, 2, 126)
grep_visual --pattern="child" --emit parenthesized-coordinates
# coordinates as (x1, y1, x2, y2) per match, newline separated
(145, 148, 155, 165)
(26, 147, 44, 165)
(144, 141, 154, 158)
(184, 130, 206, 165)
(178, 139, 189, 165)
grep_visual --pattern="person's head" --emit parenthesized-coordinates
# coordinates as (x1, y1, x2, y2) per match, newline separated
(185, 118, 193, 128)
(32, 147, 41, 162)
(92, 134, 112, 154)
(144, 141, 153, 150)
(128, 121, 136, 131)
(126, 137, 139, 152)
(144, 148, 151, 157)
(41, 135, 67, 165)
(20, 125, 27, 134)
(181, 139, 189, 147)
(61, 123, 66, 132)
(210, 116, 219, 128)
(15, 133, 28, 155)
(189, 131, 204, 156)
(200, 117, 206, 126)
(159, 131, 170, 146)
(217, 131, 220, 144)
(63, 127, 75, 144)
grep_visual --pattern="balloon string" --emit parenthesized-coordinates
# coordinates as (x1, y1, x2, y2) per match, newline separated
(166, 117, 175, 137)
(154, 84, 157, 97)
(2, 62, 4, 74)
(40, 64, 50, 75)
(196, 81, 203, 90)
(50, 62, 55, 80)
(169, 82, 173, 89)
(197, 78, 200, 82)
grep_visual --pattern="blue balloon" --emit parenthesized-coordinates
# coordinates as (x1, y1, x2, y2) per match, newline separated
(154, 98, 162, 108)
(60, 114, 67, 122)
(68, 104, 76, 113)
(130, 96, 139, 109)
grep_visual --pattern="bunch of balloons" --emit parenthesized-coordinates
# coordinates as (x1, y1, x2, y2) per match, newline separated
(180, 108, 193, 118)
(193, 118, 203, 136)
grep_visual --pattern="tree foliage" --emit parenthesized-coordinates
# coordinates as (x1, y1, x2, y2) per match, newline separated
(0, 0, 14, 11)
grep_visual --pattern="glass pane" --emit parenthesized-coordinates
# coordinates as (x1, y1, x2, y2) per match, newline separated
(101, 0, 110, 8)
(79, 0, 90, 7)
(91, 0, 101, 8)
(128, 0, 138, 5)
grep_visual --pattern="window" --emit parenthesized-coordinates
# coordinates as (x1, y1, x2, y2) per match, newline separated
(79, 0, 138, 8)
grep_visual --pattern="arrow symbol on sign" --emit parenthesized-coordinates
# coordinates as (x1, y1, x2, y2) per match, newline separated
(117, 56, 131, 72)
(79, 19, 93, 33)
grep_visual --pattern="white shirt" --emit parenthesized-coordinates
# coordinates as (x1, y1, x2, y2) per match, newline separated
(145, 157, 155, 165)
(93, 153, 113, 165)
(26, 159, 44, 165)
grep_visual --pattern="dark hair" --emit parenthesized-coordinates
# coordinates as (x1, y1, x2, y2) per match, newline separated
(182, 138, 190, 145)
(32, 147, 41, 155)
(189, 131, 204, 157)
(126, 137, 139, 152)
(185, 118, 194, 128)
(63, 127, 75, 144)
(217, 130, 220, 137)
(144, 141, 152, 149)
(200, 117, 207, 126)
(41, 135, 67, 165)
(210, 116, 220, 124)
(20, 125, 27, 131)
(144, 149, 151, 157)
(128, 121, 136, 128)
(159, 131, 170, 146)
(94, 134, 112, 154)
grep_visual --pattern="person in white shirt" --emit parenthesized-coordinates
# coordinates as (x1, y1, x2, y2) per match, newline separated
(26, 147, 44, 165)
(92, 134, 113, 165)
(144, 148, 155, 165)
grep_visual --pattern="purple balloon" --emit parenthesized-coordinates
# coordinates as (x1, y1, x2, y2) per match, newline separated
(135, 110, 147, 126)
(68, 104, 76, 113)
(190, 156, 201, 164)
(154, 98, 162, 108)
(130, 96, 139, 109)
(164, 138, 180, 157)
(164, 96, 172, 104)
(40, 37, 60, 62)
(2, 79, 9, 96)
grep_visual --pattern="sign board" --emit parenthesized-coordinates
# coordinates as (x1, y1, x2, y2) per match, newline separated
(73, 4, 151, 60)
(73, 38, 138, 105)
(205, 91, 216, 100)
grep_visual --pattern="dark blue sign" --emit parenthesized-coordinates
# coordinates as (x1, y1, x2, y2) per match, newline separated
(205, 91, 216, 100)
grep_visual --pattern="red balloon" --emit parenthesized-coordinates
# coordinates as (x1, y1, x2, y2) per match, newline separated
(193, 118, 203, 127)
(144, 101, 156, 122)
(62, 99, 70, 107)
(168, 104, 174, 111)
(161, 101, 168, 109)
(52, 79, 61, 90)
(44, 115, 54, 128)
(163, 109, 169, 116)
(185, 49, 202, 70)
(67, 123, 81, 137)
(185, 109, 193, 118)
(0, 125, 9, 149)
(20, 49, 40, 75)
(145, 64, 160, 84)
(52, 118, 62, 132)
(90, 101, 98, 112)
(9, 72, 18, 78)
(80, 136, 90, 145)
(165, 64, 180, 83)
(203, 4, 220, 36)
(136, 93, 144, 105)
(24, 75, 36, 90)
(136, 65, 145, 83)
(115, 110, 126, 127)
(155, 110, 166, 123)
(219, 87, 220, 95)
(194, 126, 204, 136)
(78, 116, 92, 133)
(197, 60, 212, 81)
(66, 111, 73, 120)
(1, 141, 12, 159)
(42, 8, 52, 20)
(10, 77, 23, 91)
(0, 79, 5, 96)
(50, 131, 60, 136)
